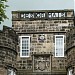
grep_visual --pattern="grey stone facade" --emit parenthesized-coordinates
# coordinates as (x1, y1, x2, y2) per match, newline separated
(66, 28, 75, 75)
(12, 9, 74, 75)
(0, 26, 18, 75)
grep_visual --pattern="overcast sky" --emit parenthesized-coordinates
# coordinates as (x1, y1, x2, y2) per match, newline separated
(0, 0, 74, 29)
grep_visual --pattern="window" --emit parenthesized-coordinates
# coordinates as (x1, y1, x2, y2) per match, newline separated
(67, 69, 73, 75)
(19, 36, 30, 57)
(7, 69, 16, 75)
(55, 35, 64, 57)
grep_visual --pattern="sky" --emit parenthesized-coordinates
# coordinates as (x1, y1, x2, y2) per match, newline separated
(0, 0, 74, 29)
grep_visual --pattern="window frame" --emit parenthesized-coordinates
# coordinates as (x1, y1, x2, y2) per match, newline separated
(19, 36, 30, 57)
(55, 35, 64, 57)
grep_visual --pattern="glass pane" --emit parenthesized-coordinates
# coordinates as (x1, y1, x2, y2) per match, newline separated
(21, 36, 30, 57)
(55, 35, 64, 57)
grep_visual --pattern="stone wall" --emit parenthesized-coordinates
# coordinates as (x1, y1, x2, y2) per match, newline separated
(66, 28, 75, 75)
(0, 26, 18, 75)
(12, 9, 74, 75)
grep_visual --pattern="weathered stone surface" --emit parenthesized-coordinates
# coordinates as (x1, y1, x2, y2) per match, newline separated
(0, 26, 18, 75)
(66, 28, 75, 75)
(12, 9, 74, 75)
